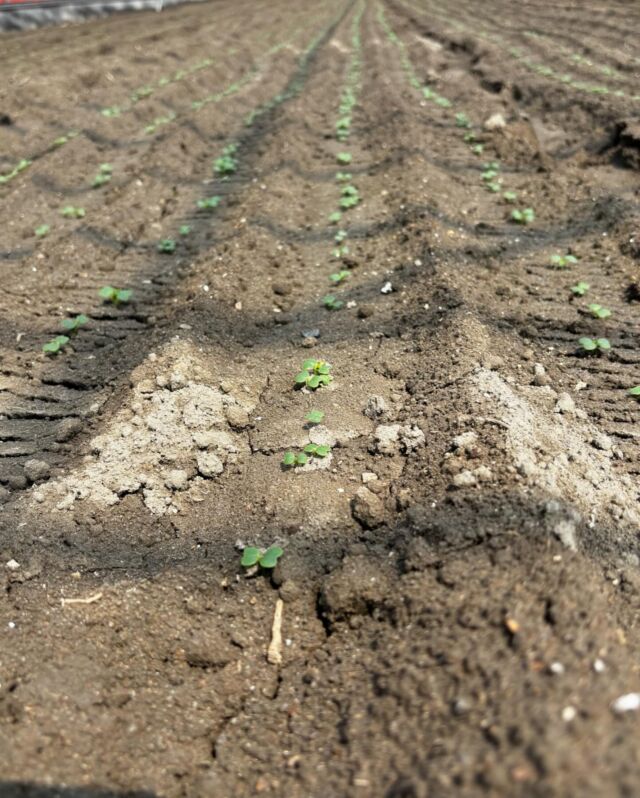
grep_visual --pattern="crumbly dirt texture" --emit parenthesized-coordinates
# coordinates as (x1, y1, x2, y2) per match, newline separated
(2, 1, 640, 796)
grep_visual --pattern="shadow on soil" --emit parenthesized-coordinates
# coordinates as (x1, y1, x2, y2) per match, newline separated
(0, 786, 155, 798)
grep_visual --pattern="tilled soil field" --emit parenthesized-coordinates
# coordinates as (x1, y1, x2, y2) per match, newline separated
(1, 1, 640, 795)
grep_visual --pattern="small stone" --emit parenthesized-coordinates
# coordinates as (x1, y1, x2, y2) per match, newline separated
(23, 459, 50, 483)
(170, 372, 187, 390)
(381, 282, 393, 294)
(482, 355, 504, 370)
(357, 304, 375, 318)
(399, 425, 425, 452)
(302, 337, 317, 348)
(272, 282, 291, 296)
(562, 706, 577, 722)
(452, 431, 478, 451)
(365, 396, 387, 419)
(452, 470, 477, 488)
(549, 662, 565, 675)
(474, 465, 492, 481)
(5, 559, 20, 571)
(555, 393, 576, 415)
(196, 452, 224, 478)
(361, 471, 378, 484)
(592, 433, 613, 452)
(593, 659, 606, 673)
(484, 112, 506, 130)
(0, 486, 10, 504)
(554, 520, 577, 551)
(611, 693, 640, 713)
(225, 405, 250, 430)
(54, 417, 83, 442)
(351, 487, 385, 529)
(374, 424, 401, 455)
(137, 379, 156, 394)
(301, 328, 320, 339)
(164, 470, 189, 490)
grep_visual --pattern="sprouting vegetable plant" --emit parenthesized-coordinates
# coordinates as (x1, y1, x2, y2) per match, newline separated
(213, 144, 238, 176)
(328, 211, 343, 224)
(335, 171, 352, 182)
(571, 281, 590, 296)
(334, 229, 348, 243)
(35, 224, 50, 238)
(588, 303, 612, 319)
(157, 239, 176, 254)
(99, 286, 132, 305)
(455, 112, 471, 128)
(43, 335, 69, 355)
(503, 191, 518, 203)
(330, 270, 350, 284)
(295, 359, 333, 390)
(472, 144, 484, 155)
(91, 163, 113, 188)
(306, 410, 325, 424)
(323, 294, 344, 311)
(302, 442, 331, 457)
(197, 195, 221, 210)
(61, 314, 88, 334)
(241, 545, 283, 569)
(282, 451, 309, 467)
(511, 208, 535, 224)
(336, 152, 352, 164)
(628, 386, 640, 397)
(579, 336, 610, 353)
(101, 106, 121, 118)
(61, 206, 85, 219)
(179, 225, 192, 236)
(550, 253, 578, 268)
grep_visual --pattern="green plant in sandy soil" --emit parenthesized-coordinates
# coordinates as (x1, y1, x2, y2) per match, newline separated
(588, 303, 612, 319)
(282, 451, 309, 467)
(42, 335, 69, 355)
(101, 106, 122, 118)
(336, 152, 352, 165)
(628, 386, 640, 397)
(330, 270, 350, 284)
(455, 112, 471, 128)
(35, 224, 50, 238)
(302, 442, 331, 457)
(322, 294, 344, 311)
(340, 185, 360, 209)
(334, 229, 348, 243)
(305, 409, 325, 424)
(335, 172, 352, 182)
(197, 195, 221, 210)
(0, 158, 32, 184)
(61, 206, 85, 219)
(571, 281, 590, 296)
(550, 253, 578, 268)
(61, 314, 88, 334)
(435, 96, 452, 108)
(503, 191, 518, 203)
(511, 207, 535, 225)
(157, 238, 177, 254)
(295, 359, 333, 390)
(92, 163, 113, 188)
(471, 144, 484, 155)
(213, 144, 238, 176)
(328, 211, 343, 224)
(241, 545, 283, 569)
(99, 286, 132, 305)
(333, 245, 350, 258)
(579, 336, 610, 353)
(179, 225, 192, 236)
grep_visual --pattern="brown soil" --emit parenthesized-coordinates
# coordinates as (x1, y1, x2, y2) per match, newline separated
(2, 1, 640, 796)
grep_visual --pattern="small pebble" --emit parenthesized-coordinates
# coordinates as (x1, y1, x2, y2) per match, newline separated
(611, 693, 640, 713)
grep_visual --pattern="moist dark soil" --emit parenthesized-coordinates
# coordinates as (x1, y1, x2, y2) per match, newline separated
(1, 1, 640, 796)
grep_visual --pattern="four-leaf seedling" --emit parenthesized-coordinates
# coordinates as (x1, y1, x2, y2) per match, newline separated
(197, 195, 221, 210)
(158, 239, 177, 254)
(323, 294, 344, 311)
(511, 208, 535, 224)
(61, 206, 85, 219)
(550, 253, 578, 268)
(579, 337, 610, 353)
(241, 545, 283, 570)
(295, 359, 333, 390)
(43, 335, 69, 355)
(588, 303, 611, 319)
(571, 282, 590, 296)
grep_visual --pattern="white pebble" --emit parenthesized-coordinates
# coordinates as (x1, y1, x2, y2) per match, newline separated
(380, 281, 393, 294)
(562, 706, 576, 722)
(593, 659, 606, 673)
(5, 559, 20, 571)
(611, 693, 640, 713)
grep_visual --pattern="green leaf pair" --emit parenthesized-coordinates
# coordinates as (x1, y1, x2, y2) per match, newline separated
(99, 286, 132, 305)
(241, 545, 283, 569)
(294, 359, 333, 390)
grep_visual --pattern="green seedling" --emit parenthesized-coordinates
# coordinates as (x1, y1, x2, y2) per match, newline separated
(179, 225, 192, 236)
(455, 112, 471, 128)
(322, 294, 344, 311)
(303, 443, 331, 457)
(511, 208, 535, 224)
(579, 337, 610, 353)
(628, 386, 640, 397)
(422, 87, 435, 99)
(571, 281, 590, 296)
(330, 270, 350, 284)
(101, 106, 121, 118)
(282, 451, 308, 467)
(158, 239, 176, 254)
(588, 303, 612, 319)
(197, 195, 222, 210)
(333, 245, 349, 258)
(35, 224, 50, 238)
(306, 410, 325, 424)
(334, 229, 348, 243)
(99, 286, 132, 305)
(472, 144, 484, 155)
(295, 359, 333, 390)
(213, 144, 238, 176)
(43, 335, 69, 355)
(503, 191, 518, 203)
(481, 169, 499, 181)
(550, 253, 578, 268)
(336, 152, 352, 164)
(435, 96, 452, 108)
(486, 182, 501, 193)
(53, 135, 68, 147)
(328, 211, 343, 224)
(335, 172, 352, 182)
(61, 314, 88, 334)
(92, 172, 111, 188)
(99, 163, 113, 174)
(340, 196, 359, 209)
(61, 206, 85, 219)
(464, 131, 476, 142)
(241, 545, 283, 569)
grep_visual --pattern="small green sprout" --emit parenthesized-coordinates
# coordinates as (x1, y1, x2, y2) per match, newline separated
(99, 286, 132, 305)
(464, 131, 476, 142)
(213, 144, 238, 176)
(333, 245, 349, 258)
(334, 229, 348, 243)
(157, 238, 176, 254)
(435, 96, 452, 108)
(330, 270, 350, 284)
(335, 172, 352, 182)
(503, 191, 518, 203)
(579, 337, 610, 353)
(241, 545, 283, 569)
(303, 443, 331, 457)
(35, 224, 50, 238)
(282, 451, 308, 467)
(628, 386, 640, 397)
(588, 303, 612, 319)
(61, 206, 85, 219)
(571, 281, 590, 296)
(306, 410, 325, 424)
(340, 195, 359, 209)
(550, 253, 578, 268)
(511, 208, 535, 224)
(455, 112, 471, 128)
(61, 314, 88, 334)
(92, 173, 111, 188)
(197, 195, 221, 210)
(43, 335, 69, 355)
(328, 211, 343, 224)
(53, 135, 68, 147)
(101, 106, 121, 117)
(336, 152, 352, 164)
(486, 182, 501, 193)
(99, 163, 113, 174)
(322, 294, 344, 310)
(472, 144, 484, 155)
(481, 169, 499, 181)
(179, 225, 192, 236)
(295, 359, 333, 390)
(422, 87, 434, 99)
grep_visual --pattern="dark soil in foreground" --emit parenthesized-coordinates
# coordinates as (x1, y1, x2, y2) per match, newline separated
(1, 0, 640, 795)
